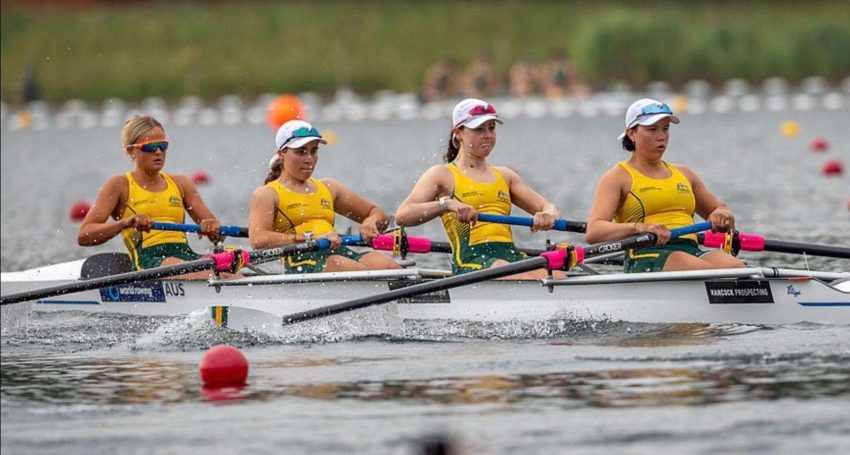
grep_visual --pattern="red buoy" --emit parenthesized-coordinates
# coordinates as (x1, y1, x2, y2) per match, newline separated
(69, 201, 91, 221)
(191, 169, 210, 185)
(821, 159, 843, 176)
(199, 344, 249, 386)
(810, 137, 829, 152)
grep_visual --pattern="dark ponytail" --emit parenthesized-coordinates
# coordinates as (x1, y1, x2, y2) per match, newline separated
(443, 129, 460, 163)
(621, 128, 636, 151)
(264, 155, 283, 184)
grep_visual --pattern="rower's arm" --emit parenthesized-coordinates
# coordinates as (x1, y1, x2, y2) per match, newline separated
(78, 175, 130, 246)
(499, 167, 560, 227)
(323, 178, 390, 232)
(394, 165, 451, 227)
(247, 186, 305, 249)
(586, 166, 646, 243)
(676, 164, 735, 233)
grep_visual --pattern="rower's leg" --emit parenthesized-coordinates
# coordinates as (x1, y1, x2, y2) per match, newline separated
(359, 251, 402, 270)
(322, 254, 370, 272)
(662, 251, 745, 271)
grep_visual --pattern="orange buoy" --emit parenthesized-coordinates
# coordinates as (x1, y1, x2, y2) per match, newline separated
(199, 344, 249, 387)
(266, 94, 305, 130)
(69, 201, 91, 221)
(821, 159, 843, 176)
(810, 137, 829, 152)
(191, 169, 210, 185)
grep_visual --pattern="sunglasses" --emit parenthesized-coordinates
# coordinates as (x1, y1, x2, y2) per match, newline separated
(280, 126, 323, 150)
(129, 140, 169, 153)
(635, 103, 673, 119)
(467, 104, 497, 117)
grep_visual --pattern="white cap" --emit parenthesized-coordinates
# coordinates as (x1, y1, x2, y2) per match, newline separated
(451, 98, 503, 129)
(618, 98, 680, 141)
(275, 120, 327, 150)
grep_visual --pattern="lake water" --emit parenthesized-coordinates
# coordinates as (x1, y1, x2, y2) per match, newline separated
(1, 103, 849, 454)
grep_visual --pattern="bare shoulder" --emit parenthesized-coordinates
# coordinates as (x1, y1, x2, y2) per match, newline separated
(670, 162, 698, 180)
(601, 163, 630, 183)
(252, 184, 276, 199)
(494, 165, 520, 181)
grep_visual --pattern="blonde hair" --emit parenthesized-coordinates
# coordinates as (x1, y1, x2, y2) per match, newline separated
(121, 115, 164, 147)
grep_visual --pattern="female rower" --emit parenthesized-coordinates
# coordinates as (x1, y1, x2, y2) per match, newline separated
(248, 120, 399, 273)
(78, 115, 228, 279)
(586, 98, 746, 273)
(394, 98, 561, 278)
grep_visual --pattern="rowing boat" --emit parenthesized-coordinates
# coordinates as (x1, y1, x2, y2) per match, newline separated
(2, 252, 848, 328)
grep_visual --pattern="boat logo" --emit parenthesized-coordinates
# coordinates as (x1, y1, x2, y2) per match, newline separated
(100, 281, 166, 303)
(786, 285, 801, 297)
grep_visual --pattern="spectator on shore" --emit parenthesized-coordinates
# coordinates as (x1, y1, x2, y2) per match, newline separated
(421, 57, 460, 102)
(542, 49, 590, 99)
(508, 53, 543, 98)
(461, 53, 501, 99)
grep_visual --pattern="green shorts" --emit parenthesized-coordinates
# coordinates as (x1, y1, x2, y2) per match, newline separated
(624, 238, 707, 273)
(137, 243, 201, 270)
(451, 241, 528, 275)
(284, 246, 367, 274)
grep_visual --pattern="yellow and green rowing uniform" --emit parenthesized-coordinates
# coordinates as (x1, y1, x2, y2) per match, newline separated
(615, 161, 706, 273)
(440, 163, 526, 275)
(267, 178, 364, 273)
(121, 172, 199, 270)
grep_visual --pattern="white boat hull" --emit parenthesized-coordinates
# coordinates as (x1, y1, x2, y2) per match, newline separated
(2, 256, 848, 327)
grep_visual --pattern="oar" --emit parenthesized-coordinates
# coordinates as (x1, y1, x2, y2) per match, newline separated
(151, 222, 248, 238)
(277, 222, 710, 324)
(701, 231, 850, 259)
(0, 236, 363, 306)
(476, 214, 586, 233)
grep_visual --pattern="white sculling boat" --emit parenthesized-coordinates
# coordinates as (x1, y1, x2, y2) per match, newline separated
(2, 252, 848, 328)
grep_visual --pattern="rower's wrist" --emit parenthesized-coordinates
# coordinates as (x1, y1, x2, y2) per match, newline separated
(438, 196, 450, 212)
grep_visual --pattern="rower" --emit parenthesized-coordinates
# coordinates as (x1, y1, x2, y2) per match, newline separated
(248, 120, 400, 273)
(77, 115, 236, 279)
(586, 98, 746, 273)
(394, 98, 563, 279)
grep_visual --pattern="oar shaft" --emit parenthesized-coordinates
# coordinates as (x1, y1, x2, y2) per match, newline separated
(0, 237, 357, 306)
(476, 214, 586, 233)
(0, 257, 217, 305)
(764, 239, 850, 259)
(701, 231, 850, 259)
(151, 222, 248, 238)
(281, 256, 550, 324)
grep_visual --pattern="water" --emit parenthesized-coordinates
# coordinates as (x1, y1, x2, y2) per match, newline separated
(2, 107, 849, 453)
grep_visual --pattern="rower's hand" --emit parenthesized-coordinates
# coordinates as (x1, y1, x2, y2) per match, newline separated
(637, 222, 671, 246)
(320, 231, 342, 250)
(449, 200, 478, 224)
(708, 207, 735, 233)
(531, 211, 556, 232)
(199, 218, 223, 242)
(358, 220, 381, 243)
(125, 214, 152, 232)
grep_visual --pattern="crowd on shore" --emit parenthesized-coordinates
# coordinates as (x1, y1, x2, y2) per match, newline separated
(420, 50, 591, 103)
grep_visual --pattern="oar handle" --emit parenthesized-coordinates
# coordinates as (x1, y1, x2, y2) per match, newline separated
(151, 222, 248, 238)
(476, 214, 587, 233)
(702, 231, 765, 251)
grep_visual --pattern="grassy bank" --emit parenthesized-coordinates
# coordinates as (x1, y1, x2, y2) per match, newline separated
(2, 0, 849, 103)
